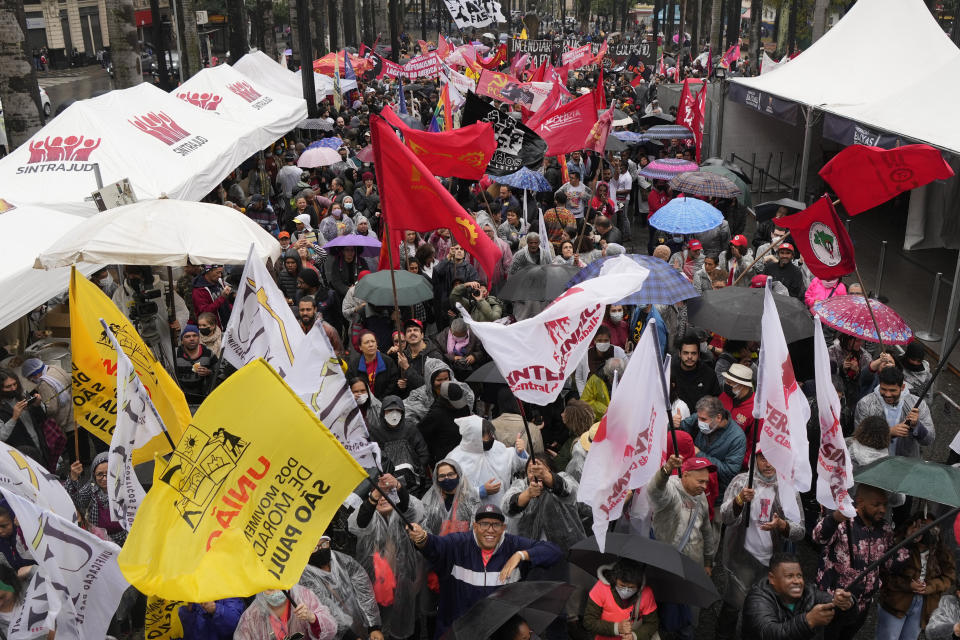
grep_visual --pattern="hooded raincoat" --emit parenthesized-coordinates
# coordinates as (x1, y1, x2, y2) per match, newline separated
(446, 416, 527, 507)
(299, 553, 381, 638)
(421, 458, 480, 536)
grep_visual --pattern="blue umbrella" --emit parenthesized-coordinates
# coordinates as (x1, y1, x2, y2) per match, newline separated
(649, 196, 723, 234)
(308, 137, 344, 150)
(489, 167, 552, 192)
(565, 254, 699, 305)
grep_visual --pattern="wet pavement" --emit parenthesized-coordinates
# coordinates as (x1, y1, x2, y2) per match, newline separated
(37, 65, 115, 118)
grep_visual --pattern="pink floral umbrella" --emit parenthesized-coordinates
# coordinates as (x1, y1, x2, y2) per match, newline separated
(812, 295, 913, 344)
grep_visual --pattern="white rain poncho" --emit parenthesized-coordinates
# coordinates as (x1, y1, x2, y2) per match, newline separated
(299, 551, 381, 638)
(421, 458, 480, 536)
(446, 415, 527, 507)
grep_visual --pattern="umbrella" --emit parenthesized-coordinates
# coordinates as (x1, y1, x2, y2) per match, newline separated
(670, 171, 742, 200)
(701, 157, 752, 184)
(34, 199, 281, 268)
(648, 196, 723, 234)
(855, 457, 960, 508)
(446, 581, 575, 640)
(598, 108, 632, 127)
(686, 287, 814, 342)
(604, 135, 628, 152)
(699, 165, 752, 207)
(297, 146, 341, 168)
(398, 113, 425, 130)
(638, 113, 675, 127)
(498, 264, 579, 302)
(644, 124, 694, 140)
(356, 145, 375, 163)
(297, 117, 334, 132)
(812, 295, 913, 345)
(568, 534, 720, 608)
(566, 254, 699, 305)
(307, 137, 343, 150)
(639, 158, 699, 181)
(490, 167, 552, 192)
(752, 197, 806, 223)
(354, 270, 434, 306)
(312, 51, 373, 76)
(322, 234, 381, 256)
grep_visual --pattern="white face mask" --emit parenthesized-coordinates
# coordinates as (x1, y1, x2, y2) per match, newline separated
(384, 411, 403, 426)
(610, 311, 624, 323)
(698, 419, 712, 434)
(595, 341, 611, 353)
(344, 202, 354, 210)
(616, 585, 638, 600)
(355, 393, 369, 405)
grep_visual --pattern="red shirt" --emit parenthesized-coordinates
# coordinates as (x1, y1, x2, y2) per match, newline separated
(647, 189, 671, 219)
(721, 391, 758, 469)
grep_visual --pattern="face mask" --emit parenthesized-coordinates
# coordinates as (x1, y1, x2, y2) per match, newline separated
(482, 439, 495, 451)
(437, 477, 459, 492)
(723, 384, 737, 398)
(616, 586, 638, 600)
(384, 411, 403, 426)
(355, 393, 369, 406)
(199, 327, 213, 336)
(0, 391, 17, 400)
(903, 360, 925, 372)
(344, 202, 353, 210)
(263, 591, 287, 607)
(332, 209, 343, 218)
(310, 548, 332, 567)
(595, 342, 611, 353)
(609, 312, 623, 323)
(698, 420, 712, 434)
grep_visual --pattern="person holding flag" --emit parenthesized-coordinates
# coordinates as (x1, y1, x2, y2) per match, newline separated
(66, 452, 127, 545)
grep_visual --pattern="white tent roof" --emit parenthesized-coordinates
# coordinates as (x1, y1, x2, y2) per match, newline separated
(234, 51, 356, 103)
(174, 64, 308, 151)
(0, 83, 253, 204)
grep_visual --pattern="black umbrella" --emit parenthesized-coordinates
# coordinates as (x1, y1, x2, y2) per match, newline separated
(701, 157, 752, 184)
(568, 534, 720, 608)
(398, 114, 426, 130)
(445, 581, 575, 640)
(752, 198, 806, 222)
(466, 360, 573, 389)
(605, 135, 628, 152)
(498, 264, 579, 302)
(638, 113, 675, 127)
(686, 287, 814, 342)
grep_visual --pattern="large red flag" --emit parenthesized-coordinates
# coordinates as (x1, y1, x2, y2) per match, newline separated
(380, 106, 496, 180)
(595, 66, 607, 109)
(818, 144, 955, 215)
(691, 82, 707, 162)
(525, 79, 562, 129)
(676, 79, 696, 130)
(585, 107, 614, 153)
(529, 59, 547, 82)
(371, 116, 501, 282)
(477, 43, 508, 69)
(532, 91, 599, 156)
(778, 196, 856, 280)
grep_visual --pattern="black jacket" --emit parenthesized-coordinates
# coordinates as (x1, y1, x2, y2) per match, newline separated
(742, 580, 832, 640)
(367, 395, 430, 493)
(346, 352, 400, 401)
(672, 360, 721, 410)
(762, 261, 805, 299)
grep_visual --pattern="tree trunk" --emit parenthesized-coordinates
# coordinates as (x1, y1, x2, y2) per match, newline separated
(690, 0, 700, 53)
(786, 0, 798, 54)
(289, 0, 299, 63)
(388, 0, 400, 61)
(260, 0, 277, 60)
(652, 0, 661, 39)
(328, 0, 342, 52)
(177, 0, 203, 77)
(0, 0, 43, 149)
(105, 0, 140, 88)
(344, 0, 359, 47)
(750, 0, 761, 73)
(577, 0, 590, 34)
(226, 0, 247, 63)
(709, 0, 721, 56)
(362, 0, 375, 47)
(811, 0, 828, 42)
(312, 0, 328, 56)
(724, 0, 738, 46)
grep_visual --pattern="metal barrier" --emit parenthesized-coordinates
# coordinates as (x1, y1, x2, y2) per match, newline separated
(874, 240, 887, 299)
(915, 272, 944, 343)
(727, 151, 800, 196)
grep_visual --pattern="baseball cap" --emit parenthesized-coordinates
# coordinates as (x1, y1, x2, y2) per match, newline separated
(681, 457, 716, 473)
(687, 239, 703, 251)
(403, 318, 424, 332)
(731, 234, 748, 247)
(778, 242, 795, 252)
(278, 231, 291, 239)
(474, 504, 505, 522)
(750, 275, 768, 288)
(439, 381, 469, 409)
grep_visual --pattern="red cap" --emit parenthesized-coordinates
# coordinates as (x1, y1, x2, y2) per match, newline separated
(687, 239, 703, 251)
(278, 231, 291, 239)
(731, 234, 747, 247)
(357, 270, 371, 281)
(778, 242, 795, 252)
(750, 275, 768, 288)
(682, 457, 717, 473)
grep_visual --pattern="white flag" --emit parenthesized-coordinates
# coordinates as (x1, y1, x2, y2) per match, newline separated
(9, 570, 58, 640)
(538, 207, 555, 261)
(753, 280, 812, 523)
(102, 321, 165, 531)
(460, 256, 648, 404)
(814, 317, 856, 518)
(578, 321, 670, 551)
(0, 488, 129, 640)
(0, 441, 77, 523)
(443, 0, 506, 28)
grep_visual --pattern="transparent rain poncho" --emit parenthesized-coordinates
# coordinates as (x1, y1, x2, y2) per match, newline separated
(233, 585, 338, 640)
(299, 551, 381, 638)
(421, 458, 480, 536)
(502, 471, 586, 551)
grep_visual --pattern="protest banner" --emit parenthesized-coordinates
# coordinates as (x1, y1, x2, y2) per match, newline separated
(461, 91, 548, 176)
(508, 38, 554, 68)
(443, 0, 505, 28)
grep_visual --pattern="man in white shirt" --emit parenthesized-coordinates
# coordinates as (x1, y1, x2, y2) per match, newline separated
(609, 157, 633, 241)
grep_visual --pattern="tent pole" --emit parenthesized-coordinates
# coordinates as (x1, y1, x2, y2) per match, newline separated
(796, 105, 816, 204)
(942, 251, 960, 354)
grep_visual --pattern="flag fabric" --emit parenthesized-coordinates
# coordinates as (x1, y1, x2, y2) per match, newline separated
(117, 358, 368, 601)
(397, 76, 408, 114)
(428, 110, 441, 132)
(438, 34, 453, 59)
(476, 69, 525, 104)
(562, 44, 593, 69)
(380, 105, 496, 180)
(519, 27, 528, 39)
(538, 207, 555, 261)
(10, 571, 57, 640)
(530, 59, 547, 82)
(558, 153, 570, 184)
(459, 257, 649, 404)
(443, 0, 505, 29)
(69, 268, 188, 465)
(524, 79, 562, 130)
(223, 246, 380, 468)
(477, 43, 509, 69)
(753, 279, 812, 523)
(440, 82, 453, 131)
(676, 79, 696, 132)
(777, 196, 856, 279)
(585, 106, 614, 154)
(578, 320, 669, 550)
(594, 39, 609, 66)
(595, 66, 606, 109)
(691, 83, 707, 162)
(372, 115, 502, 282)
(102, 321, 165, 532)
(344, 49, 357, 80)
(657, 54, 665, 76)
(2, 487, 129, 640)
(813, 317, 856, 518)
(720, 43, 740, 69)
(0, 440, 77, 523)
(532, 90, 600, 156)
(145, 596, 186, 640)
(818, 144, 955, 215)
(461, 91, 548, 176)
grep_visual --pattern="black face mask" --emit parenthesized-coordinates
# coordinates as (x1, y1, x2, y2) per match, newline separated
(0, 390, 17, 400)
(482, 439, 494, 451)
(903, 360, 925, 372)
(199, 327, 214, 336)
(310, 548, 332, 567)
(723, 384, 737, 398)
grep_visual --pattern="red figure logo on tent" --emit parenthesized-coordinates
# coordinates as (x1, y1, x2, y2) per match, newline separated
(26, 135, 101, 163)
(176, 92, 223, 111)
(226, 81, 262, 103)
(128, 112, 191, 145)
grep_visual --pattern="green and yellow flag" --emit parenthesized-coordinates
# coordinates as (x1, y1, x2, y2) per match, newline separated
(69, 267, 189, 464)
(118, 358, 368, 601)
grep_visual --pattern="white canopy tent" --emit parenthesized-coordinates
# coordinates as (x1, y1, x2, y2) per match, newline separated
(174, 64, 308, 151)
(234, 51, 357, 104)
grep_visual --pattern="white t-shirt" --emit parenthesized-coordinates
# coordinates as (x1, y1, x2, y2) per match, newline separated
(744, 482, 778, 565)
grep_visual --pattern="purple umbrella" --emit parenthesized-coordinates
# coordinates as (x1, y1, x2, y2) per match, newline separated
(639, 158, 699, 181)
(323, 233, 382, 256)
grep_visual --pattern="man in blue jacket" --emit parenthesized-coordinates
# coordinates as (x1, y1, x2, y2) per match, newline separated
(407, 503, 562, 638)
(678, 395, 747, 505)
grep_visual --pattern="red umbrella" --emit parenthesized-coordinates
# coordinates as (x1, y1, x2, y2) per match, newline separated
(812, 295, 913, 345)
(356, 145, 374, 163)
(313, 51, 373, 76)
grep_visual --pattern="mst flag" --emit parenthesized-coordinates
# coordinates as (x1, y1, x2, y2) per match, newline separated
(443, 0, 505, 29)
(754, 279, 812, 523)
(814, 317, 856, 518)
(0, 440, 77, 522)
(578, 321, 669, 550)
(2, 488, 128, 640)
(818, 143, 955, 215)
(102, 321, 166, 531)
(532, 90, 599, 156)
(118, 359, 368, 601)
(459, 256, 648, 404)
(69, 267, 188, 464)
(778, 196, 856, 279)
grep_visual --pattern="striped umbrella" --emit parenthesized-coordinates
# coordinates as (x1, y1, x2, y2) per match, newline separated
(669, 171, 742, 200)
(639, 158, 700, 181)
(644, 124, 695, 140)
(566, 254, 699, 305)
(699, 165, 752, 206)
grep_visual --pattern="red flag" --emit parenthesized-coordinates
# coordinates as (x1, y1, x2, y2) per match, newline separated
(380, 106, 496, 180)
(417, 39, 431, 54)
(818, 144, 955, 215)
(524, 79, 562, 129)
(595, 66, 606, 110)
(657, 54, 665, 76)
(676, 79, 695, 129)
(529, 59, 547, 82)
(558, 154, 570, 184)
(477, 44, 508, 69)
(585, 107, 614, 153)
(778, 197, 856, 279)
(532, 91, 599, 156)
(562, 44, 593, 70)
(371, 116, 501, 281)
(691, 83, 707, 162)
(630, 74, 644, 88)
(437, 34, 452, 59)
(476, 69, 524, 103)
(593, 39, 609, 65)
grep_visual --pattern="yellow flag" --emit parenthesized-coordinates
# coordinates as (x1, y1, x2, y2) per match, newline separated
(69, 267, 189, 464)
(118, 358, 368, 601)
(520, 28, 528, 39)
(145, 596, 185, 640)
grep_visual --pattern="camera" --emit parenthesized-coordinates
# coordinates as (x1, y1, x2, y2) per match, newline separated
(27, 391, 41, 404)
(128, 276, 162, 320)
(472, 288, 482, 298)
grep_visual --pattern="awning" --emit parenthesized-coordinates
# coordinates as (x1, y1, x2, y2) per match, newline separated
(135, 9, 152, 26)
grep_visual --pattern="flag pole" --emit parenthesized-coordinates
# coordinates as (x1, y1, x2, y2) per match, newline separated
(853, 267, 885, 352)
(649, 319, 679, 468)
(911, 328, 960, 410)
(514, 399, 537, 463)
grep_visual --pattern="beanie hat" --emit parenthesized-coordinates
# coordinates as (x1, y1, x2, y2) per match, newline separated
(181, 324, 200, 337)
(21, 358, 44, 379)
(298, 269, 321, 288)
